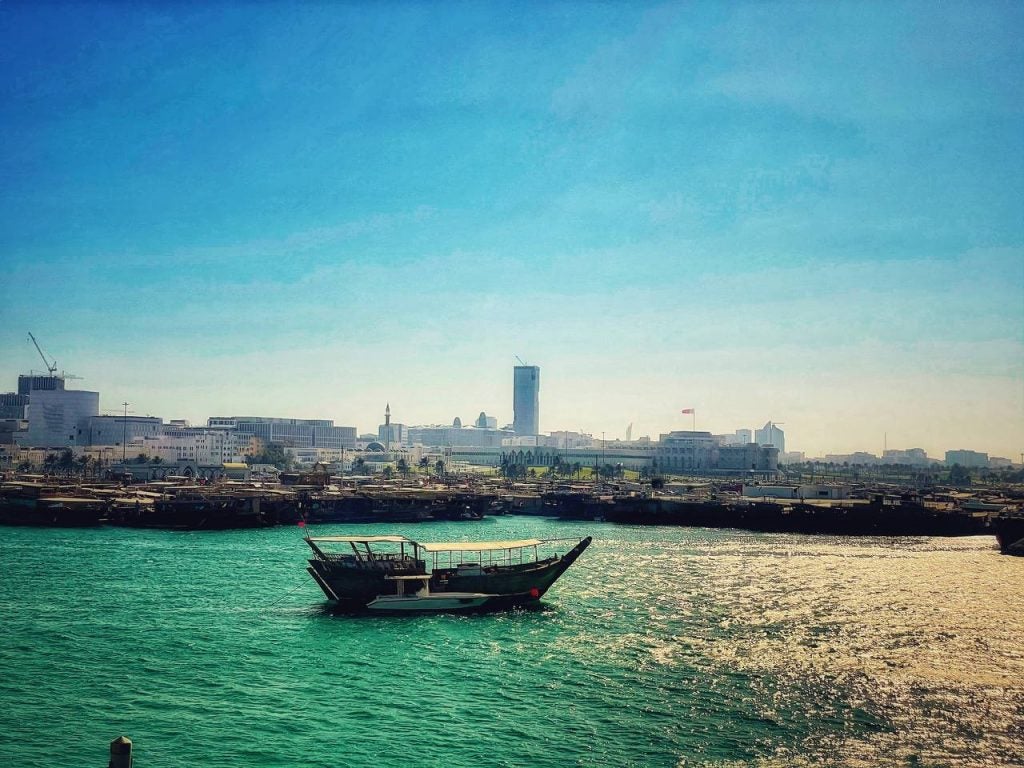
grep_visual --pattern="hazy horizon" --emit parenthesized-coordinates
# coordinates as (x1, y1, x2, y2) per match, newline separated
(2, 2, 1021, 460)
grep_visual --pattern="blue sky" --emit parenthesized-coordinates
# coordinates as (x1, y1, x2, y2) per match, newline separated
(1, 1, 1022, 458)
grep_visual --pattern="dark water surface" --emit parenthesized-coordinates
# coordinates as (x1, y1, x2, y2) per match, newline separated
(1, 518, 1021, 767)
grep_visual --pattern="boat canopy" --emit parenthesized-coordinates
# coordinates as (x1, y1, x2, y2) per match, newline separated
(308, 535, 411, 544)
(414, 539, 543, 553)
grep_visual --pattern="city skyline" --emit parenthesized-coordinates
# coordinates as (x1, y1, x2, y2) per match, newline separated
(0, 359, 1016, 462)
(1, 3, 1021, 459)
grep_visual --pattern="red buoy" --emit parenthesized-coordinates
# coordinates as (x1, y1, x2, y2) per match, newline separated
(529, 587, 540, 598)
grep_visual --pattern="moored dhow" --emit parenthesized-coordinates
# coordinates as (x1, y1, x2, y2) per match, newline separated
(0, 481, 108, 526)
(305, 534, 592, 611)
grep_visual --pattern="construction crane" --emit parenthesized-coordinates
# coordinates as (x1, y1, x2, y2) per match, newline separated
(27, 332, 57, 375)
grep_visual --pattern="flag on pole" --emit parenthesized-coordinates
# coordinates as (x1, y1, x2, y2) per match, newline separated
(680, 408, 694, 414)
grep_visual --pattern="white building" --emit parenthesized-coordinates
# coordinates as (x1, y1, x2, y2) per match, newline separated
(754, 422, 785, 453)
(655, 431, 720, 472)
(133, 427, 242, 465)
(84, 415, 163, 446)
(881, 448, 930, 466)
(18, 387, 99, 448)
(945, 449, 988, 468)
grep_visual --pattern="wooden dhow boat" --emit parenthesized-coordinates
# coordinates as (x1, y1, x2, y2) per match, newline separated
(305, 534, 592, 611)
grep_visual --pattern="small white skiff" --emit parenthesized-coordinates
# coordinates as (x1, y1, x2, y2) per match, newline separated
(366, 574, 498, 613)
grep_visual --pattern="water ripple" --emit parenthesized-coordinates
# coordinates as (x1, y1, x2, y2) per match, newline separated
(0, 523, 1020, 767)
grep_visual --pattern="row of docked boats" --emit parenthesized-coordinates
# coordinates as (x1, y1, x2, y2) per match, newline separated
(305, 533, 592, 613)
(0, 478, 502, 530)
(3, 474, 1021, 556)
(541, 486, 1024, 550)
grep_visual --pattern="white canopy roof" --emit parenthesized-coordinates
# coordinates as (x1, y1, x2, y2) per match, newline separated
(307, 535, 549, 552)
(308, 535, 411, 544)
(415, 539, 543, 553)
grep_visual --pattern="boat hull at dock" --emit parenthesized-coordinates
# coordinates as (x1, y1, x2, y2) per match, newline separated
(991, 516, 1024, 555)
(0, 495, 107, 527)
(0, 482, 107, 526)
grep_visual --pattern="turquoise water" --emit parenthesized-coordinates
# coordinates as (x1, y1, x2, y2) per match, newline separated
(1, 517, 1021, 767)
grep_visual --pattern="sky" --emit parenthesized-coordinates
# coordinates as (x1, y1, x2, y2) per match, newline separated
(1, 1, 1022, 459)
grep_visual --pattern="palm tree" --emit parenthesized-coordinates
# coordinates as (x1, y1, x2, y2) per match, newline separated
(43, 453, 58, 474)
(76, 455, 91, 478)
(418, 456, 430, 474)
(59, 448, 75, 475)
(434, 459, 445, 477)
(397, 458, 409, 478)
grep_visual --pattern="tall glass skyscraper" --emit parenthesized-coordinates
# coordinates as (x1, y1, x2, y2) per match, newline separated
(513, 365, 540, 435)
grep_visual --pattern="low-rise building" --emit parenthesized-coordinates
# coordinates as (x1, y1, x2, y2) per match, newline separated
(83, 415, 163, 446)
(655, 431, 720, 472)
(411, 424, 512, 448)
(209, 416, 356, 450)
(945, 449, 989, 468)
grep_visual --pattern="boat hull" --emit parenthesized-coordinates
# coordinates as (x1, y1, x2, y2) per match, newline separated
(991, 516, 1024, 555)
(0, 496, 107, 527)
(309, 536, 592, 609)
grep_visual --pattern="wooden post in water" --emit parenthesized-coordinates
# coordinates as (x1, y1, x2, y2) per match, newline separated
(109, 735, 132, 768)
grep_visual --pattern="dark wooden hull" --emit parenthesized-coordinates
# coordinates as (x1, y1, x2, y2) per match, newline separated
(113, 496, 279, 530)
(991, 517, 1024, 555)
(602, 497, 988, 537)
(0, 497, 107, 527)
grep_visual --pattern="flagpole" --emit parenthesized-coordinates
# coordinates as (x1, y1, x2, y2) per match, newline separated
(692, 410, 695, 432)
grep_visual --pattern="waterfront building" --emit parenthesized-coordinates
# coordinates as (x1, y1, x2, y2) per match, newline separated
(16, 378, 99, 448)
(137, 426, 242, 465)
(945, 449, 989, 468)
(655, 431, 720, 472)
(208, 416, 356, 450)
(513, 365, 540, 436)
(754, 422, 785, 453)
(717, 443, 780, 472)
(84, 415, 163, 446)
